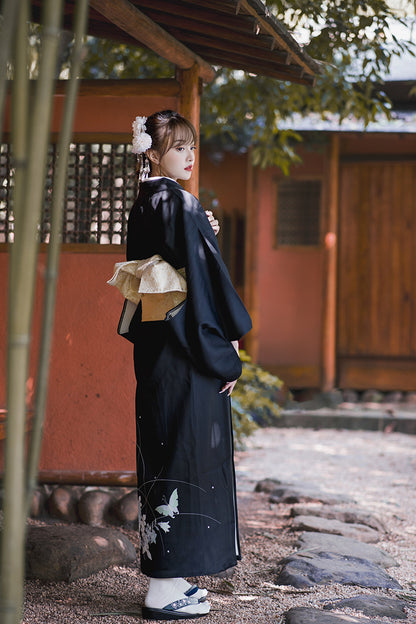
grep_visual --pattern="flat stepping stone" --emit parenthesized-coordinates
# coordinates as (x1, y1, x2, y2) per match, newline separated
(285, 606, 386, 624)
(257, 480, 351, 505)
(270, 487, 349, 505)
(26, 525, 137, 582)
(296, 532, 398, 568)
(276, 551, 402, 589)
(254, 478, 282, 493)
(324, 595, 407, 619)
(292, 515, 379, 543)
(291, 503, 386, 533)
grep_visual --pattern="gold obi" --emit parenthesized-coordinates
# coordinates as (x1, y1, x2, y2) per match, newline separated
(107, 255, 187, 322)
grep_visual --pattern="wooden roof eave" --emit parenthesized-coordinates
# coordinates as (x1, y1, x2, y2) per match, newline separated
(239, 0, 322, 78)
(135, 8, 284, 58)
(163, 29, 315, 85)
(134, 0, 321, 82)
(194, 47, 314, 85)
(88, 0, 216, 83)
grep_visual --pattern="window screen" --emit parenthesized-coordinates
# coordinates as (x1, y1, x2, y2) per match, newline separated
(276, 178, 321, 246)
(0, 142, 138, 244)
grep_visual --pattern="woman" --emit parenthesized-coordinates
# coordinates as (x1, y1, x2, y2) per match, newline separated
(113, 110, 251, 620)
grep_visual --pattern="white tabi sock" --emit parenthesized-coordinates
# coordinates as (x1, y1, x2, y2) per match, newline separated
(175, 577, 208, 600)
(145, 577, 210, 614)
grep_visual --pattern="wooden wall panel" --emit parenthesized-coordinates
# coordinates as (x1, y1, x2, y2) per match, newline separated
(338, 161, 416, 389)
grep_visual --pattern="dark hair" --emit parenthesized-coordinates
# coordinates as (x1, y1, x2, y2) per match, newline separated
(136, 110, 197, 180)
(146, 110, 197, 157)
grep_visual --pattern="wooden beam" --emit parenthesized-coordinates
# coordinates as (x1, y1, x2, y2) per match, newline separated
(243, 150, 259, 361)
(165, 27, 288, 65)
(139, 8, 281, 55)
(54, 78, 181, 97)
(321, 134, 340, 391)
(191, 46, 315, 85)
(89, 0, 215, 83)
(35, 470, 137, 487)
(177, 64, 201, 198)
(136, 0, 256, 33)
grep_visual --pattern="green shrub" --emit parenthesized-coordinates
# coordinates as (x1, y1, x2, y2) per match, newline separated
(232, 351, 285, 448)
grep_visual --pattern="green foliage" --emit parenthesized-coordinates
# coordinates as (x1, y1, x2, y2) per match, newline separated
(79, 38, 173, 79)
(64, 1, 415, 171)
(232, 351, 285, 448)
(201, 1, 414, 170)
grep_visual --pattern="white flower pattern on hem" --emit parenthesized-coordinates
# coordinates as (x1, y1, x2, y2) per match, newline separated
(138, 488, 179, 560)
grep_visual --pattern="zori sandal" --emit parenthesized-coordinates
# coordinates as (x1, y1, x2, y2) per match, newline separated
(142, 596, 210, 620)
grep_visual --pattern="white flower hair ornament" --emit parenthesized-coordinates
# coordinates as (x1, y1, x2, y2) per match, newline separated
(132, 116, 152, 155)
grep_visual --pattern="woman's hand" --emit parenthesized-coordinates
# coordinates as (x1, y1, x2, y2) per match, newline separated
(220, 379, 238, 396)
(219, 341, 240, 396)
(205, 210, 220, 236)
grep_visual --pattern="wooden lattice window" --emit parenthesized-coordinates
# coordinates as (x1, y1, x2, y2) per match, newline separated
(0, 142, 138, 244)
(0, 144, 12, 242)
(275, 178, 322, 246)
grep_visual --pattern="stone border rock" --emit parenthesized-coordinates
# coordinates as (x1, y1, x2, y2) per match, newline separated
(26, 525, 137, 582)
(30, 485, 139, 527)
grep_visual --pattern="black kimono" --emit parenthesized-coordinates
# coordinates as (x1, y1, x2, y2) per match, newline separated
(126, 177, 252, 578)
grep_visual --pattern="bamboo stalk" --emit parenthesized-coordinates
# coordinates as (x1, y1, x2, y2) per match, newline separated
(0, 4, 29, 619)
(1, 2, 64, 622)
(26, 0, 90, 517)
(0, 0, 21, 146)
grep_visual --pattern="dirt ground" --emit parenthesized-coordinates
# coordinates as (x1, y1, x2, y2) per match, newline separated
(24, 427, 416, 623)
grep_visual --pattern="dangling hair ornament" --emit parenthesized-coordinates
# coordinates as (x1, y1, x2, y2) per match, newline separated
(132, 115, 152, 182)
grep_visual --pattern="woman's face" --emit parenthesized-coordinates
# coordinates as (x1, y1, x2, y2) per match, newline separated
(158, 142, 196, 181)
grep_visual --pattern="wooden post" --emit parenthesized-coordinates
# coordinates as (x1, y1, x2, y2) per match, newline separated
(243, 151, 259, 360)
(177, 64, 201, 198)
(321, 133, 340, 391)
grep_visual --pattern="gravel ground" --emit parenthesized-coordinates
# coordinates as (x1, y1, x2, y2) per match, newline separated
(23, 427, 416, 623)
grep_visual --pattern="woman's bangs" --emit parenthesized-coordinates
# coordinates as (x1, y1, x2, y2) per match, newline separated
(169, 122, 197, 149)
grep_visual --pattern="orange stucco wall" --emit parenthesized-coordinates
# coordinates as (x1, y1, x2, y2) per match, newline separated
(201, 149, 325, 385)
(0, 250, 135, 472)
(254, 153, 325, 378)
(1, 90, 178, 473)
(200, 151, 247, 217)
(4, 93, 178, 136)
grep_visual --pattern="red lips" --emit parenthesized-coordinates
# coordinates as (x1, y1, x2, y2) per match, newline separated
(185, 166, 193, 171)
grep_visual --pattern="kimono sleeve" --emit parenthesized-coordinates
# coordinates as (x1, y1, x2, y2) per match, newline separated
(164, 189, 252, 382)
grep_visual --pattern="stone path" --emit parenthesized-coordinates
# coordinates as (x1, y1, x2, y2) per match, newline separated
(236, 427, 416, 624)
(280, 390, 416, 435)
(254, 479, 404, 621)
(23, 426, 416, 623)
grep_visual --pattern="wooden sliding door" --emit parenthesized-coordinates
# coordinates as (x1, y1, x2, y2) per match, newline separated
(337, 160, 416, 390)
